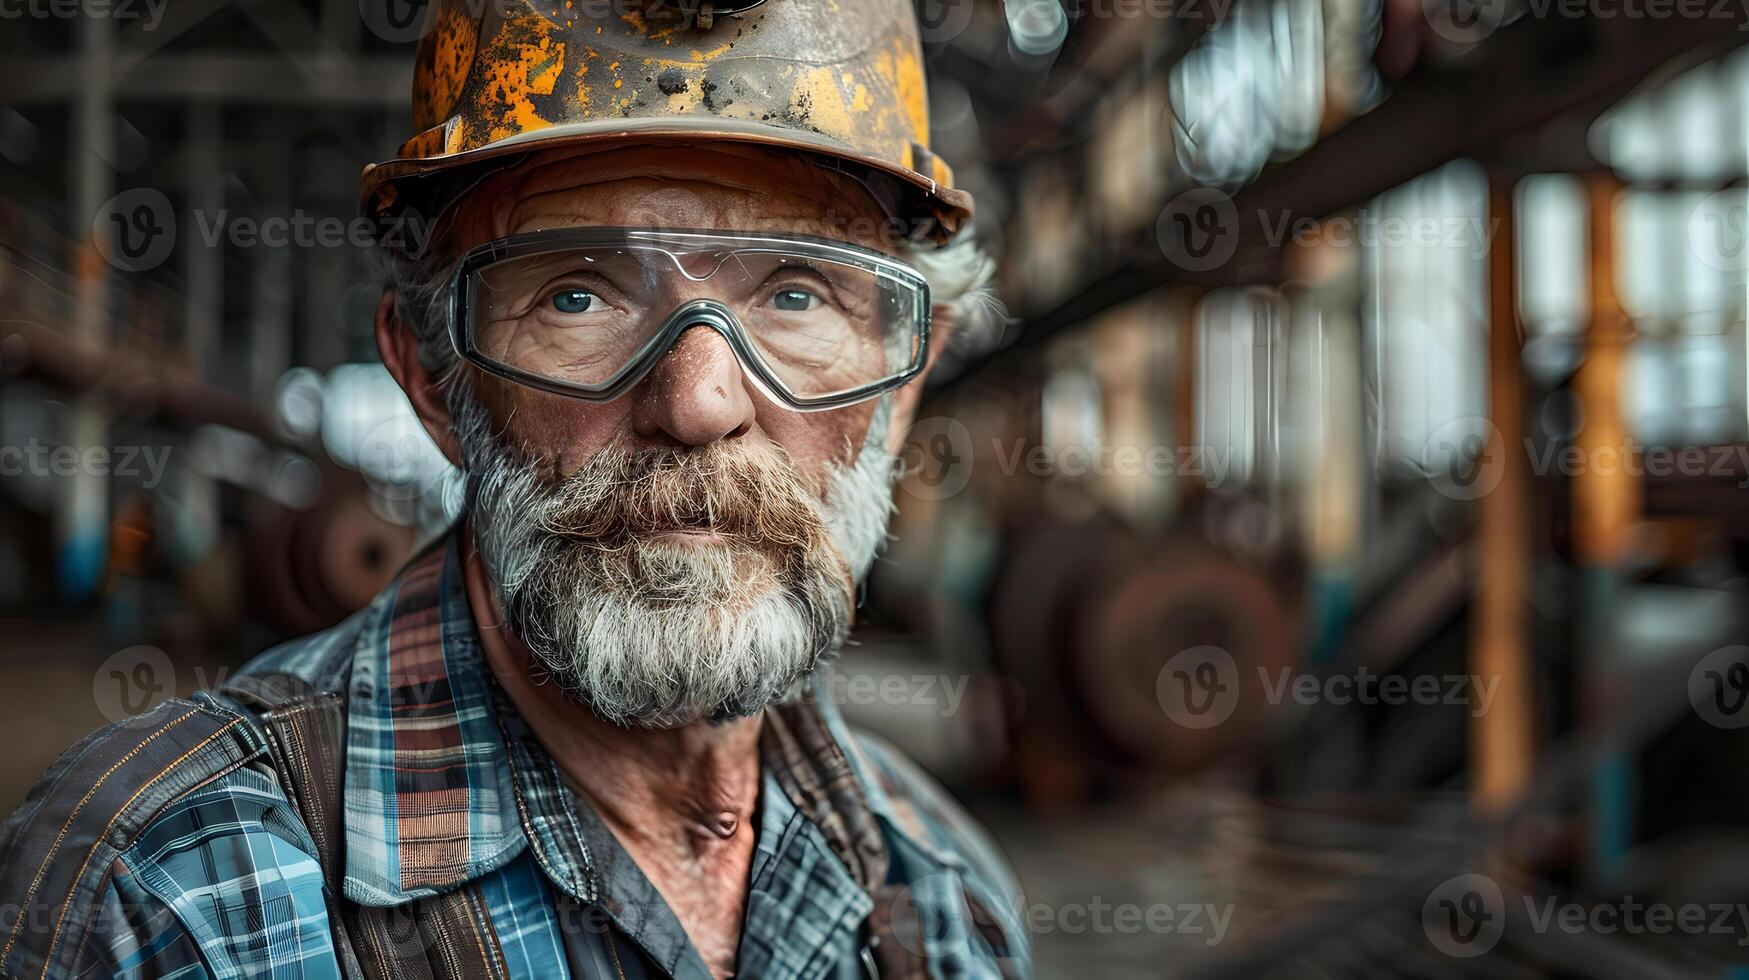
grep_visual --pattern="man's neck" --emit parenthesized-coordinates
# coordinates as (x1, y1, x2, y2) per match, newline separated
(461, 531, 763, 851)
(462, 531, 760, 977)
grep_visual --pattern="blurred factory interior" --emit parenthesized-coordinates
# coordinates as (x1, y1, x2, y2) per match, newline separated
(7, 0, 1749, 975)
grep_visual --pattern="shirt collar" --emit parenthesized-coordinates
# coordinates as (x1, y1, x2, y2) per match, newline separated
(340, 534, 527, 906)
(337, 527, 956, 909)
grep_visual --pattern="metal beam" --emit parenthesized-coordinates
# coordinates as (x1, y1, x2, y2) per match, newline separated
(956, 14, 1749, 388)
(1470, 176, 1534, 816)
(114, 0, 232, 70)
(57, 10, 115, 603)
(235, 0, 340, 62)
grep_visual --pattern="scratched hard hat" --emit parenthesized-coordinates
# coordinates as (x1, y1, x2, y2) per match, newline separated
(361, 0, 973, 245)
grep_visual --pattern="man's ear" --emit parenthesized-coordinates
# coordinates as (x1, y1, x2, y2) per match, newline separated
(375, 290, 463, 467)
(882, 303, 953, 457)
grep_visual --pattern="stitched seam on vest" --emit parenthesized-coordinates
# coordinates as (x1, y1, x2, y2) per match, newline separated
(459, 889, 496, 980)
(263, 700, 335, 874)
(428, 903, 462, 978)
(465, 886, 507, 980)
(37, 718, 245, 980)
(61, 748, 267, 980)
(0, 707, 205, 965)
(358, 911, 395, 979)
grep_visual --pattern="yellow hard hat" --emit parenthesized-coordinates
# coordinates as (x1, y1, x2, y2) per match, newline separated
(361, 0, 973, 245)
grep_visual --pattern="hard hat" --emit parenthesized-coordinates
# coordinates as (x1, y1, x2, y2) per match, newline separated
(361, 0, 973, 247)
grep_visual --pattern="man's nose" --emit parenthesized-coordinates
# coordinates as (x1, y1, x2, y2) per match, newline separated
(629, 325, 757, 446)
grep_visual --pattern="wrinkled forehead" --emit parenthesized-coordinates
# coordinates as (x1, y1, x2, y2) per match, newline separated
(441, 143, 896, 258)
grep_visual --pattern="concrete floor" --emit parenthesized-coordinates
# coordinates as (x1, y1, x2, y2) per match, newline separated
(981, 786, 1401, 978)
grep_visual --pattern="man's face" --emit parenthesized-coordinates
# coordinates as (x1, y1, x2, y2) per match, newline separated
(393, 144, 933, 728)
(447, 143, 913, 481)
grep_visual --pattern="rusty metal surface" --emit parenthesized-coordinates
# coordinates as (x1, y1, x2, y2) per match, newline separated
(362, 0, 970, 241)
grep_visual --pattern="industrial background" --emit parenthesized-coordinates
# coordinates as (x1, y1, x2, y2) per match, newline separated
(5, 0, 1749, 975)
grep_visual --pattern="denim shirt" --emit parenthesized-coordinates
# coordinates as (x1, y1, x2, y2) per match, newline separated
(0, 533, 1029, 979)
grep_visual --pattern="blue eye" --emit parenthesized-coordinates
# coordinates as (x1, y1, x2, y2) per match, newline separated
(551, 289, 597, 314)
(770, 288, 820, 312)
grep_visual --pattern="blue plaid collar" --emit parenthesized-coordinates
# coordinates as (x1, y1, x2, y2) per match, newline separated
(336, 529, 952, 910)
(339, 535, 527, 906)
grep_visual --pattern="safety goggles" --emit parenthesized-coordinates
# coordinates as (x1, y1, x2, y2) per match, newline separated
(448, 228, 932, 411)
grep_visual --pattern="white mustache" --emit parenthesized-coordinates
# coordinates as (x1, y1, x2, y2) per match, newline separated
(448, 382, 898, 728)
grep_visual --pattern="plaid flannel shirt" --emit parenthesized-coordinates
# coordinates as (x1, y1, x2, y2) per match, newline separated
(0, 532, 1029, 979)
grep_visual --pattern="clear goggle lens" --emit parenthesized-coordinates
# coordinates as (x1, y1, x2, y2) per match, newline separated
(454, 231, 930, 408)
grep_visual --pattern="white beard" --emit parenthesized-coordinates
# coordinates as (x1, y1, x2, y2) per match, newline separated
(453, 384, 896, 728)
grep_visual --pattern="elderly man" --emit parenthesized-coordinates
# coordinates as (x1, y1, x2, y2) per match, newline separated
(0, 2, 1027, 978)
